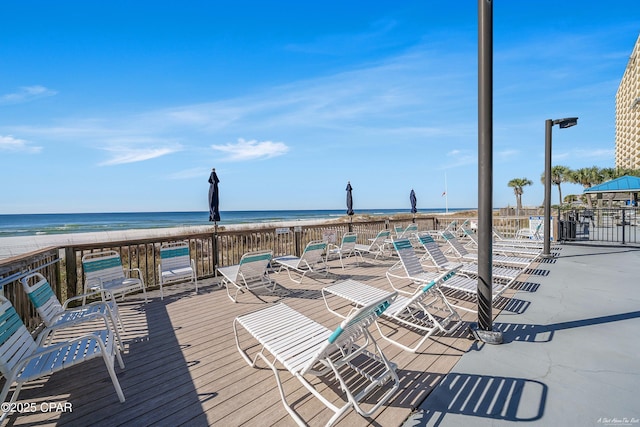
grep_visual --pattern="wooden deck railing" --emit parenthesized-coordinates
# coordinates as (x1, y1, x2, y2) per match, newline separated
(0, 247, 62, 331)
(0, 214, 533, 329)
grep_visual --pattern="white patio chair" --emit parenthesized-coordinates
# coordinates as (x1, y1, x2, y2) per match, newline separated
(354, 229, 390, 259)
(272, 240, 328, 283)
(233, 293, 400, 426)
(327, 231, 362, 268)
(0, 296, 125, 423)
(20, 272, 124, 349)
(82, 250, 147, 303)
(158, 241, 197, 300)
(217, 250, 274, 303)
(322, 267, 463, 353)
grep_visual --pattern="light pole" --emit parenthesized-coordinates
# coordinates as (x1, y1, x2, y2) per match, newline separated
(543, 117, 578, 257)
(469, 0, 502, 345)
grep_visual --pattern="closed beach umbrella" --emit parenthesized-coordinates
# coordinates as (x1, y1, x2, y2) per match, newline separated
(208, 168, 221, 222)
(346, 181, 354, 216)
(410, 189, 417, 214)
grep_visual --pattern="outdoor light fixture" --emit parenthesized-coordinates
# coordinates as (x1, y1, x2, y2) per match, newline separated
(554, 117, 578, 128)
(543, 117, 578, 257)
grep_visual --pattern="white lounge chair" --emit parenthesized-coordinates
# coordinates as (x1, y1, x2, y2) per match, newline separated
(464, 232, 543, 258)
(516, 222, 543, 240)
(272, 240, 328, 283)
(327, 232, 362, 268)
(397, 223, 418, 239)
(441, 231, 536, 270)
(389, 238, 511, 313)
(158, 241, 197, 300)
(417, 233, 524, 282)
(233, 293, 400, 426)
(386, 238, 445, 295)
(217, 250, 274, 303)
(493, 229, 552, 249)
(20, 272, 124, 348)
(415, 233, 462, 270)
(354, 229, 390, 259)
(82, 250, 148, 303)
(0, 296, 125, 423)
(322, 268, 463, 353)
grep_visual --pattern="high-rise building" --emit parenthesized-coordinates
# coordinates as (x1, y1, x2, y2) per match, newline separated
(615, 34, 640, 170)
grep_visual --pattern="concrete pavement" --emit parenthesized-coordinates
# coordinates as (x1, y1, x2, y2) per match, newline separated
(404, 244, 640, 427)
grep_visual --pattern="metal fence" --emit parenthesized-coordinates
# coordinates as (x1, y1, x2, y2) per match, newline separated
(560, 207, 640, 245)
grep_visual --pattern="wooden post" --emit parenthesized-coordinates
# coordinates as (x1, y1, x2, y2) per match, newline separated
(294, 227, 302, 257)
(64, 247, 78, 299)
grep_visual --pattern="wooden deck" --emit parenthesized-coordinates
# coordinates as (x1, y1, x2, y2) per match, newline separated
(3, 251, 538, 427)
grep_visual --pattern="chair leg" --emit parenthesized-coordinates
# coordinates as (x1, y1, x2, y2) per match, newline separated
(223, 279, 241, 303)
(0, 379, 19, 422)
(107, 311, 125, 352)
(102, 352, 126, 403)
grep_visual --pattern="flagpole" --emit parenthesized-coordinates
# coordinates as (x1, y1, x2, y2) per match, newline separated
(445, 173, 449, 214)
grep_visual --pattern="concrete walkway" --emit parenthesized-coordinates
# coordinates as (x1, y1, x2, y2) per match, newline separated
(405, 244, 640, 427)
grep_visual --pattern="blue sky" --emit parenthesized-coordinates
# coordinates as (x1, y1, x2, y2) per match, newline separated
(1, 1, 639, 214)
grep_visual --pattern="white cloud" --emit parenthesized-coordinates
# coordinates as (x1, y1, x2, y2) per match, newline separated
(211, 138, 289, 161)
(0, 135, 42, 153)
(0, 86, 57, 105)
(99, 146, 180, 166)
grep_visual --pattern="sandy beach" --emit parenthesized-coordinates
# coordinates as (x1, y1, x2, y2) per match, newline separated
(0, 211, 476, 261)
(0, 218, 334, 260)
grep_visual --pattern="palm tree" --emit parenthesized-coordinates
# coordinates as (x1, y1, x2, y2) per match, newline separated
(569, 166, 601, 208)
(541, 165, 572, 207)
(614, 166, 640, 178)
(600, 167, 617, 182)
(508, 178, 533, 213)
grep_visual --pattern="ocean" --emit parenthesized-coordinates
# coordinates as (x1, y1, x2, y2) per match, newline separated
(0, 209, 470, 238)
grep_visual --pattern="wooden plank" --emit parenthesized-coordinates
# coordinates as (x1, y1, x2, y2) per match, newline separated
(1, 250, 533, 427)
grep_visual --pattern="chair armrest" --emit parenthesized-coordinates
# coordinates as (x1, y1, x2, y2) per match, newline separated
(35, 314, 110, 348)
(123, 267, 142, 277)
(124, 267, 145, 287)
(62, 289, 116, 310)
(31, 331, 110, 365)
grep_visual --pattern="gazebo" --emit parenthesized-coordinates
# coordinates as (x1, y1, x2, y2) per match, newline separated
(583, 175, 640, 206)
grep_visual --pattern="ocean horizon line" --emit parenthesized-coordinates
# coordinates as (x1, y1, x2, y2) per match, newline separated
(0, 208, 475, 238)
(0, 207, 473, 216)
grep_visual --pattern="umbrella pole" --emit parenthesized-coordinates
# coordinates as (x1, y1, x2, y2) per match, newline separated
(213, 221, 219, 277)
